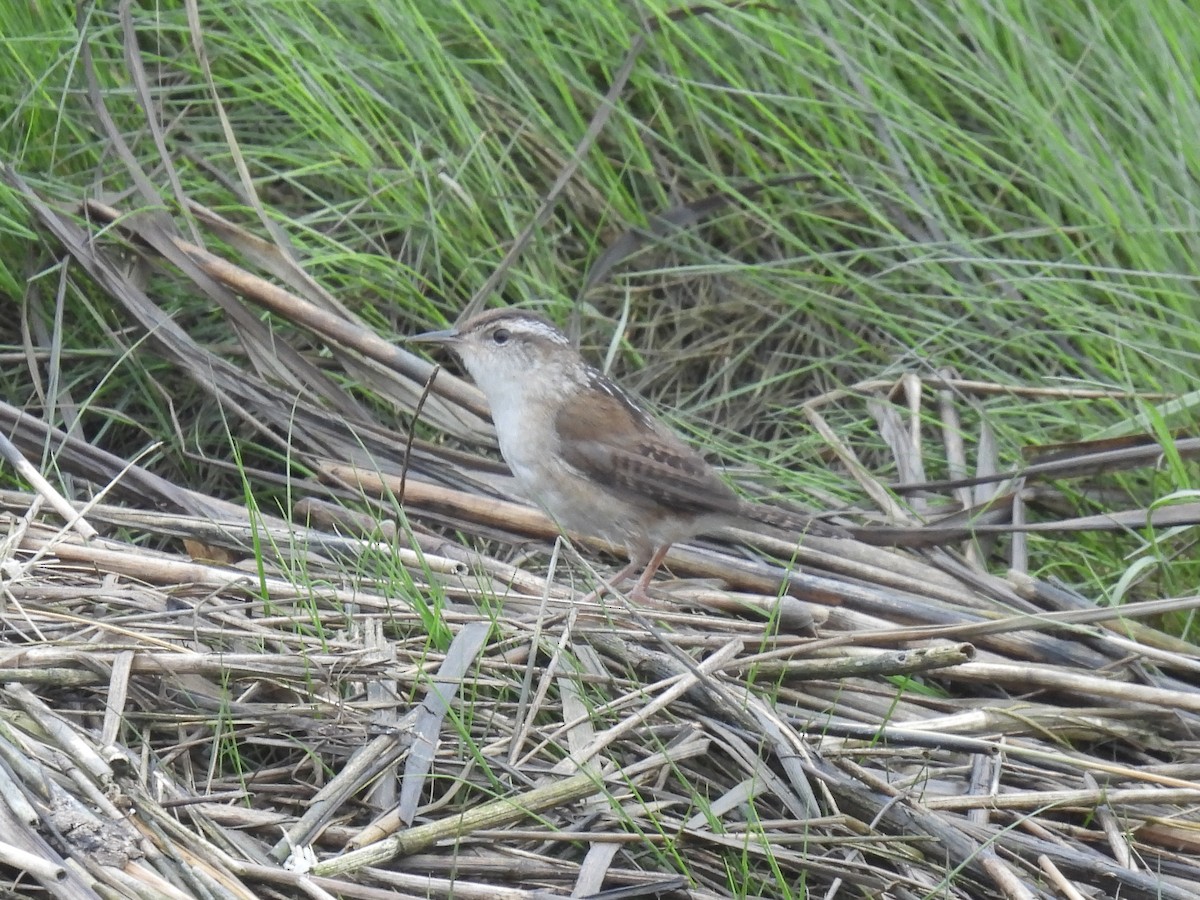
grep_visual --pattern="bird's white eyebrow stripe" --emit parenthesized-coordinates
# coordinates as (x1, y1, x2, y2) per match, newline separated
(517, 320, 571, 344)
(483, 315, 571, 345)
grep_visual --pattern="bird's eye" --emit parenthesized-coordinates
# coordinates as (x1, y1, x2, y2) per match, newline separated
(491, 329, 510, 345)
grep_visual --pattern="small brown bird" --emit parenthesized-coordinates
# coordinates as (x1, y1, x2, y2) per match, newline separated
(409, 309, 832, 601)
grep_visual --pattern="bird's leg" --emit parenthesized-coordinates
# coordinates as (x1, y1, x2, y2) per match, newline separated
(604, 558, 642, 589)
(626, 544, 672, 604)
(576, 557, 640, 604)
(578, 545, 671, 605)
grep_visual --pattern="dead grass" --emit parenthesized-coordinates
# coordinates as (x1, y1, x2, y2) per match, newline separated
(3, 6, 1200, 896)
(0, 184, 1198, 896)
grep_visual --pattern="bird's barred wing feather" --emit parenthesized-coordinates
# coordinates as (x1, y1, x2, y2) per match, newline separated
(554, 371, 742, 517)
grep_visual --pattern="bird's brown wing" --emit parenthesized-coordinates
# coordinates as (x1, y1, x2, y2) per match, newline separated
(554, 373, 742, 517)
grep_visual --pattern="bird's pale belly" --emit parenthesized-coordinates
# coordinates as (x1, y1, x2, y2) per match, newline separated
(508, 454, 705, 556)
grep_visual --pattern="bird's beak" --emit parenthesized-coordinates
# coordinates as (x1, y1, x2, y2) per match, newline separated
(406, 326, 461, 345)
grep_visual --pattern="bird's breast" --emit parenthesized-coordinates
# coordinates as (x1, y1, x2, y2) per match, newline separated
(487, 392, 556, 490)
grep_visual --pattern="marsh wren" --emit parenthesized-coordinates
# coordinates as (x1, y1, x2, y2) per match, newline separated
(409, 309, 834, 602)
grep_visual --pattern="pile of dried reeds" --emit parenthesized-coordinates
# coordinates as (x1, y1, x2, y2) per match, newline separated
(2, 173, 1199, 900)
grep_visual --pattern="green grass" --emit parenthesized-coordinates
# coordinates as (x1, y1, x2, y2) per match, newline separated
(3, 7, 1198, 584)
(3, 3, 1200, 893)
(4, 0, 1198, 607)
